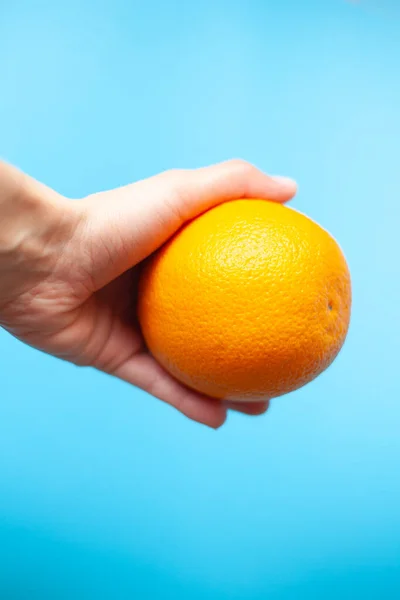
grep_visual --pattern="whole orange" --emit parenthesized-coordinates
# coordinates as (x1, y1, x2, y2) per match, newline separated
(138, 200, 351, 401)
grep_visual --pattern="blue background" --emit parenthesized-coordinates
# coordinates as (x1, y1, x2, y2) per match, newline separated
(1, 0, 400, 598)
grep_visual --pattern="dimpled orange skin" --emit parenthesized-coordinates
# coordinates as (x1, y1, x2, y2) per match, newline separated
(138, 200, 351, 401)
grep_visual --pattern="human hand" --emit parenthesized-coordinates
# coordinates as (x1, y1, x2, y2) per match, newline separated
(0, 160, 297, 428)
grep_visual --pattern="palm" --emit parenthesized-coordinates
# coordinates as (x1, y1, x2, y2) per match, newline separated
(71, 269, 143, 372)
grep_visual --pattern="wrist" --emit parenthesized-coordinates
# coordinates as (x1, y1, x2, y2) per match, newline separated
(0, 162, 75, 261)
(0, 162, 82, 310)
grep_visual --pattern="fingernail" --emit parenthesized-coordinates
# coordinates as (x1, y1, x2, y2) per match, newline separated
(271, 175, 298, 189)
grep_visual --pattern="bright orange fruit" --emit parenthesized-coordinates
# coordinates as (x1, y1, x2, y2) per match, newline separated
(138, 200, 351, 401)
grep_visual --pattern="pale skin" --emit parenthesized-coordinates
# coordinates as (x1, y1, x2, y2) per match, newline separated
(0, 160, 297, 428)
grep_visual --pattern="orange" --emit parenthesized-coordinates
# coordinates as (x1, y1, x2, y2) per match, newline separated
(138, 200, 351, 401)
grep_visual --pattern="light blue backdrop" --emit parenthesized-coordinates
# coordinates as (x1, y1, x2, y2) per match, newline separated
(1, 1, 399, 598)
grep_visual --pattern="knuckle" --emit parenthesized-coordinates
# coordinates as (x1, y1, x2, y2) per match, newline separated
(227, 158, 254, 174)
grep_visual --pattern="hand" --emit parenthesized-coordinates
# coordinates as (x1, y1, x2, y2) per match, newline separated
(0, 160, 297, 428)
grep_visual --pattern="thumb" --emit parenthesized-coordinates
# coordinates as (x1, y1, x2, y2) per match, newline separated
(80, 160, 297, 289)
